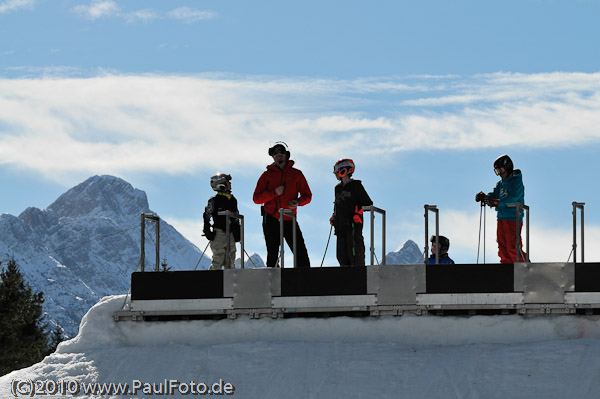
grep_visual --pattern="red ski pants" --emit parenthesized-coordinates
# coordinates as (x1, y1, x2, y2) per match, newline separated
(497, 219, 527, 263)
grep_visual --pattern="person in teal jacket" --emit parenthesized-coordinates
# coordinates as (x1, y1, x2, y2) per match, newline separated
(476, 154, 527, 263)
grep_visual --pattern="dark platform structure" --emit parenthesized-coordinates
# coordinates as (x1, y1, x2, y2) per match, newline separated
(114, 262, 600, 321)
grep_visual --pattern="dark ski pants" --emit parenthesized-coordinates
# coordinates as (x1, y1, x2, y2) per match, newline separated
(263, 213, 311, 268)
(336, 223, 366, 267)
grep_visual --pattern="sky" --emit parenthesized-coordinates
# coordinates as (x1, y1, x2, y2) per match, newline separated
(3, 295, 600, 398)
(2, 0, 600, 265)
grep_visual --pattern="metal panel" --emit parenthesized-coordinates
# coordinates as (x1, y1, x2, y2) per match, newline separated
(273, 295, 376, 309)
(224, 268, 281, 309)
(519, 262, 573, 303)
(367, 264, 425, 305)
(417, 293, 523, 306)
(565, 292, 600, 304)
(130, 298, 232, 312)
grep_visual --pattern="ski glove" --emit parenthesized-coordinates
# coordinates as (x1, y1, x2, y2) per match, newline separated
(204, 229, 216, 241)
(475, 191, 485, 202)
(483, 195, 498, 207)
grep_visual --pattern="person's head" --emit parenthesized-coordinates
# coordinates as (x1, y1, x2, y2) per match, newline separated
(210, 173, 232, 193)
(268, 142, 290, 168)
(430, 235, 450, 255)
(333, 158, 355, 181)
(493, 154, 513, 179)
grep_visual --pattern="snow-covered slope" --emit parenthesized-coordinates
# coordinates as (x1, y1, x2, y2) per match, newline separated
(0, 176, 211, 337)
(2, 295, 600, 398)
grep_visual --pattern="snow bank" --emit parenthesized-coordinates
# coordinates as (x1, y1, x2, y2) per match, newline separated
(4, 295, 600, 399)
(59, 295, 600, 354)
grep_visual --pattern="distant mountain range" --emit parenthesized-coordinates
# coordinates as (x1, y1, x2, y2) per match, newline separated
(0, 175, 421, 338)
(0, 176, 208, 338)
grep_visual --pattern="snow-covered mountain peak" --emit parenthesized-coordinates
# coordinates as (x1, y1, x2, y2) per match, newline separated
(386, 239, 423, 265)
(47, 175, 149, 220)
(1, 175, 207, 338)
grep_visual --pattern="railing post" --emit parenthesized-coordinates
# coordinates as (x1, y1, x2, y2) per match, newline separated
(508, 203, 529, 262)
(139, 213, 160, 271)
(572, 202, 585, 264)
(424, 205, 439, 264)
(218, 211, 245, 268)
(140, 213, 145, 272)
(362, 206, 386, 266)
(278, 208, 297, 268)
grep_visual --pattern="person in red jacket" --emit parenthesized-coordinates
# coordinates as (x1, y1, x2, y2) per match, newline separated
(253, 142, 312, 268)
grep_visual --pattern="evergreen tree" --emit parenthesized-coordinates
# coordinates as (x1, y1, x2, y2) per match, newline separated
(0, 259, 49, 376)
(46, 325, 64, 356)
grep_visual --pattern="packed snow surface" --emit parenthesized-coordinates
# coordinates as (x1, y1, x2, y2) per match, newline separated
(3, 295, 600, 398)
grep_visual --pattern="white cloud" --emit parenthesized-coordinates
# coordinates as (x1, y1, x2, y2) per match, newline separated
(0, 0, 35, 14)
(70, 2, 216, 24)
(1, 72, 600, 181)
(123, 9, 159, 24)
(167, 7, 217, 23)
(72, 0, 120, 20)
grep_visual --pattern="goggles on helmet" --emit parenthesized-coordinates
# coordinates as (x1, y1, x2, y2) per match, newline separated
(271, 147, 287, 156)
(333, 159, 355, 178)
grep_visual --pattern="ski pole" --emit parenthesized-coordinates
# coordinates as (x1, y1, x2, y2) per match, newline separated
(483, 204, 486, 264)
(243, 249, 259, 268)
(193, 242, 211, 270)
(477, 202, 484, 264)
(320, 225, 333, 267)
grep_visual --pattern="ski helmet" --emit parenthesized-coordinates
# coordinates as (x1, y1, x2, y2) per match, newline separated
(430, 235, 450, 254)
(268, 141, 290, 160)
(333, 158, 355, 178)
(493, 154, 513, 176)
(210, 173, 232, 192)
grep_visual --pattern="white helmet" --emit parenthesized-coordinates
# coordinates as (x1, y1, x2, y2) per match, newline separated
(210, 173, 232, 192)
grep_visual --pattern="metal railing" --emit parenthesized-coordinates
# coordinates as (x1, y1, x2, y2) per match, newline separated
(140, 213, 160, 272)
(424, 205, 439, 264)
(507, 202, 530, 262)
(279, 208, 297, 268)
(218, 210, 245, 269)
(572, 202, 585, 264)
(362, 205, 386, 266)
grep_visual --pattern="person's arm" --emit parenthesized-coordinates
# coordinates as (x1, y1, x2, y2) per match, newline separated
(295, 171, 312, 206)
(203, 198, 215, 240)
(232, 198, 241, 242)
(253, 172, 278, 205)
(357, 182, 373, 207)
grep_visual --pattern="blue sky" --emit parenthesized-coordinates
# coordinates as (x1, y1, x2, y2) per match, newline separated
(2, 0, 600, 266)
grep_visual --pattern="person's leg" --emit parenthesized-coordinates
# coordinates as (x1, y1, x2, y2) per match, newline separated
(209, 230, 227, 270)
(352, 224, 366, 266)
(283, 220, 311, 268)
(502, 219, 526, 262)
(223, 233, 236, 269)
(336, 233, 351, 267)
(263, 214, 281, 268)
(497, 220, 510, 263)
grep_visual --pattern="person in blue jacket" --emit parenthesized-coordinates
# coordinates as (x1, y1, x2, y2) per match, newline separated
(427, 235, 455, 264)
(476, 154, 526, 263)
